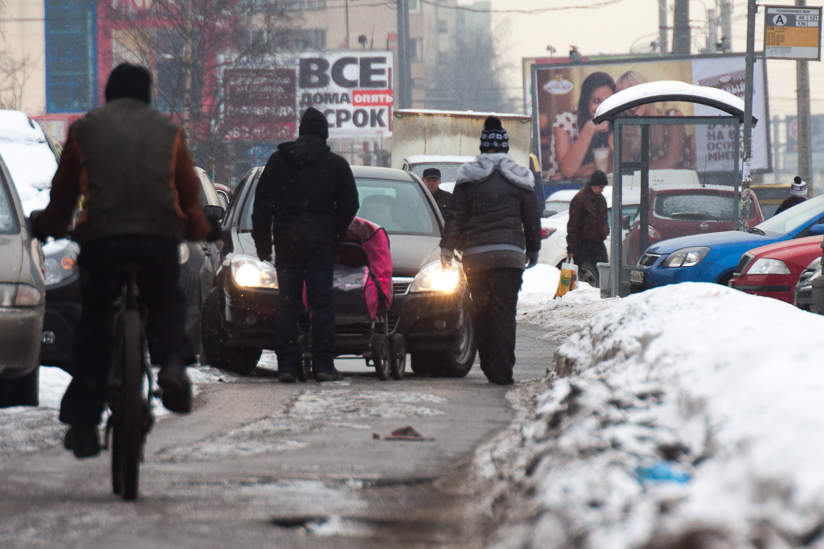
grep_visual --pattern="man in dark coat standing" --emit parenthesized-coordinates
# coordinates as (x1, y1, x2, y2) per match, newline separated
(252, 107, 359, 382)
(566, 170, 609, 284)
(421, 167, 452, 217)
(440, 116, 541, 385)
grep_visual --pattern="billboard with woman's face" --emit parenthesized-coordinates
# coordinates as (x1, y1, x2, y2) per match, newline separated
(530, 54, 769, 185)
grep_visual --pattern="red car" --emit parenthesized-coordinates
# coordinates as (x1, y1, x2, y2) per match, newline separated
(729, 235, 824, 304)
(623, 185, 764, 265)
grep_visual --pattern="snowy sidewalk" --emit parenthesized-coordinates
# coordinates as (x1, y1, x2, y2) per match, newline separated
(478, 265, 824, 549)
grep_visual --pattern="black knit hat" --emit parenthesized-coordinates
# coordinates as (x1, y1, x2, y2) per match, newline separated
(422, 168, 441, 179)
(480, 116, 509, 153)
(588, 170, 608, 187)
(105, 63, 152, 103)
(299, 107, 329, 140)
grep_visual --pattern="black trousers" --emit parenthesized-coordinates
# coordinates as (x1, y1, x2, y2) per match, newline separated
(60, 236, 187, 426)
(466, 268, 523, 384)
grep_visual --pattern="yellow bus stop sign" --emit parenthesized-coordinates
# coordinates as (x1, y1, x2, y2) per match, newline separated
(764, 5, 822, 60)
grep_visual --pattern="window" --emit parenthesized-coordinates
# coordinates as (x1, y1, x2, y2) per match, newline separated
(45, 0, 97, 112)
(438, 19, 448, 33)
(275, 29, 326, 50)
(409, 0, 420, 13)
(409, 38, 423, 62)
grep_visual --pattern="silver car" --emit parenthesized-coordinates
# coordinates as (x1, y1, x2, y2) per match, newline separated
(0, 157, 45, 407)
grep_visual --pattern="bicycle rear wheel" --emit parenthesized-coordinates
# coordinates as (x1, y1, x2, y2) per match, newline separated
(111, 309, 144, 501)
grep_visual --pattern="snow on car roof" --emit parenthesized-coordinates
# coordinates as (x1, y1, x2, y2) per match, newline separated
(405, 154, 476, 164)
(0, 111, 59, 214)
(593, 80, 752, 124)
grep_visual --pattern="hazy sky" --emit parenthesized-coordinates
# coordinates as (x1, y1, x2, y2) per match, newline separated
(483, 0, 823, 120)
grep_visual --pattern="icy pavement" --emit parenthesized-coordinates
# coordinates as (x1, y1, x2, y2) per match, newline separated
(7, 264, 824, 548)
(480, 270, 824, 549)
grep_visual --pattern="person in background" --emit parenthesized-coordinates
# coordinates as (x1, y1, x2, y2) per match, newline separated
(774, 176, 808, 215)
(421, 167, 452, 218)
(440, 116, 541, 385)
(252, 107, 359, 383)
(549, 71, 616, 180)
(32, 63, 217, 458)
(566, 170, 610, 285)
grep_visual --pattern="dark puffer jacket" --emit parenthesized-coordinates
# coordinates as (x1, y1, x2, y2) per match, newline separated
(252, 134, 359, 263)
(440, 153, 541, 273)
(566, 185, 609, 253)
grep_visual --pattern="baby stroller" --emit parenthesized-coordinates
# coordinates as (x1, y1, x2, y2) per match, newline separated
(297, 216, 405, 380)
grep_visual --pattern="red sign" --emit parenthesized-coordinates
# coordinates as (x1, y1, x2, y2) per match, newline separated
(352, 89, 394, 107)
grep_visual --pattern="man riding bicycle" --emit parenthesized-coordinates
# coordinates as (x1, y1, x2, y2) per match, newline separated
(33, 63, 218, 459)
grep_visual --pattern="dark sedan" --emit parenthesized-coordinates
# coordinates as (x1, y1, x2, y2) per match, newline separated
(200, 165, 477, 377)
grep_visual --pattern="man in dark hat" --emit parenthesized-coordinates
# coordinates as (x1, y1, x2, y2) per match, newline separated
(32, 62, 218, 458)
(421, 167, 452, 218)
(440, 116, 541, 385)
(566, 169, 609, 284)
(252, 107, 359, 383)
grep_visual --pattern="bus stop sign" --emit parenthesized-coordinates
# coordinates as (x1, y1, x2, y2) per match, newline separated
(764, 5, 822, 61)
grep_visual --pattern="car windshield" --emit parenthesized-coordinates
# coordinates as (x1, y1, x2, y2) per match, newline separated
(654, 193, 744, 221)
(355, 177, 439, 235)
(239, 174, 439, 236)
(408, 162, 462, 182)
(0, 179, 17, 233)
(756, 194, 824, 234)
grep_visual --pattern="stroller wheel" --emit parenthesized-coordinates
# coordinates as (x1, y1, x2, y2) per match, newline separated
(371, 334, 391, 381)
(297, 356, 312, 382)
(389, 334, 407, 380)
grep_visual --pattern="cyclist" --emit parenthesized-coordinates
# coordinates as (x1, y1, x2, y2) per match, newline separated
(33, 63, 218, 458)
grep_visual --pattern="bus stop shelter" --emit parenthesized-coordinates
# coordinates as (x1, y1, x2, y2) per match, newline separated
(592, 80, 756, 297)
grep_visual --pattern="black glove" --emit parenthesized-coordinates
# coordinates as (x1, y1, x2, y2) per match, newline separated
(525, 250, 539, 269)
(205, 214, 222, 242)
(28, 209, 47, 241)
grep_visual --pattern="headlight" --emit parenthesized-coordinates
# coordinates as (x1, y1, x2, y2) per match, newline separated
(746, 257, 790, 275)
(229, 255, 278, 289)
(662, 247, 710, 268)
(42, 238, 79, 287)
(410, 261, 462, 293)
(0, 283, 43, 307)
(178, 242, 190, 264)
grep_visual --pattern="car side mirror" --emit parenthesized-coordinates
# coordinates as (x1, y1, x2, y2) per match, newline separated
(204, 204, 225, 222)
(809, 224, 824, 236)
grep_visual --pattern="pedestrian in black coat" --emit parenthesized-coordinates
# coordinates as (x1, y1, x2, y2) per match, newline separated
(252, 107, 359, 382)
(440, 116, 541, 385)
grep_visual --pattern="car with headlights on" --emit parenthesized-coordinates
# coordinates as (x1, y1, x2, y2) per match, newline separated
(729, 235, 823, 304)
(200, 165, 477, 377)
(0, 156, 46, 407)
(631, 193, 824, 292)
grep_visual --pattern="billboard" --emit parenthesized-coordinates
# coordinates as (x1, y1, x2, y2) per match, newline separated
(529, 54, 770, 183)
(221, 51, 394, 142)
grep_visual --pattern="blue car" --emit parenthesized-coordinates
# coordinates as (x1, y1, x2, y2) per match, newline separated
(630, 193, 824, 291)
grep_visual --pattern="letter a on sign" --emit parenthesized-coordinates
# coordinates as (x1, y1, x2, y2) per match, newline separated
(772, 14, 786, 26)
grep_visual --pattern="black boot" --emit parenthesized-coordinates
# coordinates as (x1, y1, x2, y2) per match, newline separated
(64, 424, 101, 459)
(158, 357, 192, 413)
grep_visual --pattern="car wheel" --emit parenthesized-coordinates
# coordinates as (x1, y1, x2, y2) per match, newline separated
(371, 334, 391, 381)
(0, 367, 39, 407)
(431, 303, 477, 378)
(200, 291, 261, 374)
(578, 263, 598, 287)
(389, 333, 407, 380)
(410, 352, 435, 376)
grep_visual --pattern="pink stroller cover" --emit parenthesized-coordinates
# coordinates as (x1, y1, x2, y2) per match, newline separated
(342, 216, 393, 319)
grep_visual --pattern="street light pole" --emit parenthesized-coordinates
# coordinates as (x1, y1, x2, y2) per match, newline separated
(740, 0, 756, 230)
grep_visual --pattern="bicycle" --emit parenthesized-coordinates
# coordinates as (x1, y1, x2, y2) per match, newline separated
(104, 266, 155, 501)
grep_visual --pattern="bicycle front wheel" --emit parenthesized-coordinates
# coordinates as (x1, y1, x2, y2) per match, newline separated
(112, 309, 144, 501)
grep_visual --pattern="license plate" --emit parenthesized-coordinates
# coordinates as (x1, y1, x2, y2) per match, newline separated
(630, 270, 645, 284)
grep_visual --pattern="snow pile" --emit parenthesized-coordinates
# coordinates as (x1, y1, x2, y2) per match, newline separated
(492, 282, 824, 548)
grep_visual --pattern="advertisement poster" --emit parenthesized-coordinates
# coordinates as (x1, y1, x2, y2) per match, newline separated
(530, 54, 769, 183)
(221, 51, 394, 142)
